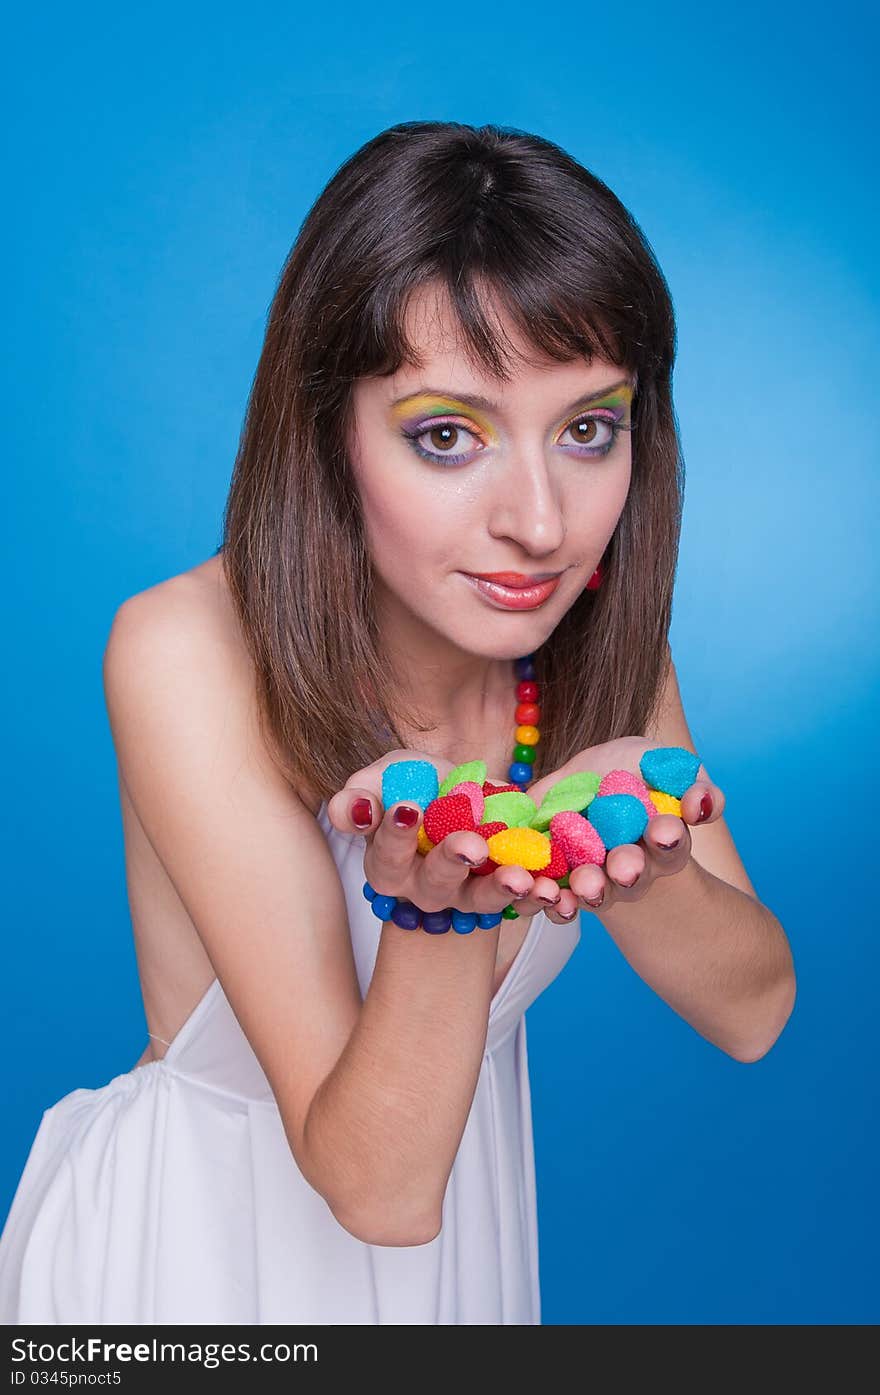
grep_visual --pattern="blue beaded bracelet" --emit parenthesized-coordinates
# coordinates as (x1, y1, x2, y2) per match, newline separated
(362, 881, 504, 935)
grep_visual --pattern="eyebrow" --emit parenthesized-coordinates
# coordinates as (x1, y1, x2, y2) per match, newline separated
(390, 377, 634, 414)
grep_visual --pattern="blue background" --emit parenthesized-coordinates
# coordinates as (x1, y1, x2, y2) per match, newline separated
(3, 0, 877, 1324)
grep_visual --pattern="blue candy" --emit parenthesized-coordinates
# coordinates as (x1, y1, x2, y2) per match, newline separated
(639, 746, 701, 799)
(381, 759, 440, 812)
(587, 793, 649, 849)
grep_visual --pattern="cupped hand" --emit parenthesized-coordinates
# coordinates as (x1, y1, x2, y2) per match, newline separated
(326, 748, 566, 923)
(522, 736, 727, 922)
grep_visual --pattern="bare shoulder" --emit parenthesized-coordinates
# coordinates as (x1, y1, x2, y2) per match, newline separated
(106, 552, 322, 816)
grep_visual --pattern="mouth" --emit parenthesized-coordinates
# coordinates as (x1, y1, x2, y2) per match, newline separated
(461, 571, 563, 611)
(468, 571, 562, 586)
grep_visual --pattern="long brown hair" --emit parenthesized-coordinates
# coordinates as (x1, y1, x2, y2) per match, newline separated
(220, 120, 683, 807)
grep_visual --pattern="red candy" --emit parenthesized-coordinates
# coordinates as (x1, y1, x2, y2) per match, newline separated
(423, 792, 477, 844)
(468, 820, 509, 876)
(535, 837, 569, 879)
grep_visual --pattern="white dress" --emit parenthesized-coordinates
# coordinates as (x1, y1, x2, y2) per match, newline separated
(0, 801, 580, 1324)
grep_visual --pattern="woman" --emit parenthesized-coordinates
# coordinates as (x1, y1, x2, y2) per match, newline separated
(0, 120, 796, 1324)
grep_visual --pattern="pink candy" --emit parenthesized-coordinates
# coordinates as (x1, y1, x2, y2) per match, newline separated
(549, 809, 607, 868)
(598, 768, 657, 819)
(448, 780, 485, 824)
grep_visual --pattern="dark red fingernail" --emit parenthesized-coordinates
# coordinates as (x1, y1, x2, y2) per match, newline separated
(352, 798, 373, 828)
(699, 792, 714, 822)
(657, 837, 681, 850)
(393, 804, 420, 828)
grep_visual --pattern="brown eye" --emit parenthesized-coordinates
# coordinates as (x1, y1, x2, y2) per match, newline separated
(428, 424, 460, 451)
(559, 414, 620, 455)
(570, 418, 599, 443)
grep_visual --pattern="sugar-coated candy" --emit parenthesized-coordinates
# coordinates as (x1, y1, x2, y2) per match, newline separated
(423, 792, 477, 844)
(648, 789, 682, 816)
(598, 768, 657, 819)
(447, 780, 485, 824)
(482, 790, 538, 828)
(381, 759, 439, 812)
(587, 793, 649, 849)
(549, 810, 607, 868)
(439, 760, 487, 797)
(529, 770, 601, 831)
(639, 747, 701, 799)
(468, 821, 508, 876)
(536, 837, 569, 879)
(486, 827, 553, 870)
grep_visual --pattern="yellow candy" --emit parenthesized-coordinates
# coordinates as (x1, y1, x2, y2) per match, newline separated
(486, 826, 552, 870)
(515, 724, 540, 746)
(417, 824, 435, 856)
(649, 789, 682, 816)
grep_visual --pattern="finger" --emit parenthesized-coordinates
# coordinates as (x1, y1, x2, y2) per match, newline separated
(568, 864, 609, 910)
(491, 870, 563, 921)
(416, 832, 490, 912)
(679, 768, 726, 826)
(366, 800, 424, 895)
(604, 843, 647, 890)
(644, 813, 687, 856)
(542, 891, 581, 924)
(327, 785, 382, 836)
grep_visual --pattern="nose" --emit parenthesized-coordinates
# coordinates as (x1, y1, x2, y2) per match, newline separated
(485, 443, 566, 557)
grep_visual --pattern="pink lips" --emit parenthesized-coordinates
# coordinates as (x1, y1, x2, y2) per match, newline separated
(463, 572, 562, 610)
(470, 571, 560, 586)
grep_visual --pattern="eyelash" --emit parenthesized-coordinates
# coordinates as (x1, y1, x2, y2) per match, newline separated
(400, 411, 634, 466)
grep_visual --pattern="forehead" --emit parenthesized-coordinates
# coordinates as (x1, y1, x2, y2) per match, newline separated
(387, 279, 625, 402)
(399, 279, 549, 371)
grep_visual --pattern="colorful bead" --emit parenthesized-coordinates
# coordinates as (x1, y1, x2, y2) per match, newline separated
(369, 893, 397, 922)
(515, 702, 540, 724)
(391, 900, 422, 931)
(451, 910, 478, 934)
(516, 680, 539, 702)
(421, 909, 453, 934)
(515, 724, 539, 746)
(509, 761, 534, 786)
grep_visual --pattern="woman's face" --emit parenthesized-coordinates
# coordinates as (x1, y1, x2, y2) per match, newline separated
(347, 282, 634, 669)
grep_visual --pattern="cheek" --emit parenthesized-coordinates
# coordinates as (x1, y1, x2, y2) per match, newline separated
(564, 455, 632, 537)
(355, 468, 465, 588)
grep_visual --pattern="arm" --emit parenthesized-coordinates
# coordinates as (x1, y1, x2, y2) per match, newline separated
(597, 648, 795, 1063)
(304, 912, 503, 1244)
(595, 855, 794, 1063)
(103, 581, 502, 1245)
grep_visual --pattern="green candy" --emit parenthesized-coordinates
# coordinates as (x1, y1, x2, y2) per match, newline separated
(439, 759, 488, 797)
(481, 790, 538, 828)
(528, 770, 601, 831)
